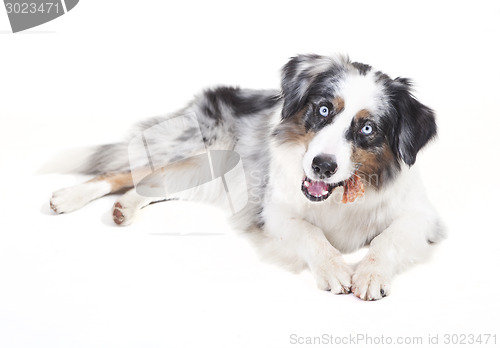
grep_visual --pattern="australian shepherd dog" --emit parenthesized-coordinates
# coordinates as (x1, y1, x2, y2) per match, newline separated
(50, 54, 445, 300)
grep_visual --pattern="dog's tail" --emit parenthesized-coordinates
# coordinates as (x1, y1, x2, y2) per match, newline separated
(80, 142, 131, 175)
(38, 145, 99, 175)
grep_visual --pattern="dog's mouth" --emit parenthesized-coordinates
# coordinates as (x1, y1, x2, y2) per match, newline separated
(301, 173, 366, 203)
(301, 176, 343, 202)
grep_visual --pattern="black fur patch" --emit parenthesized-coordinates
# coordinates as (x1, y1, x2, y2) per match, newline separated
(281, 55, 345, 120)
(303, 99, 344, 132)
(346, 117, 386, 150)
(202, 87, 280, 120)
(385, 78, 437, 166)
(345, 110, 401, 186)
(352, 62, 372, 75)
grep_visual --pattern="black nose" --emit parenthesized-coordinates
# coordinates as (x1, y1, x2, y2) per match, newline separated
(312, 154, 338, 179)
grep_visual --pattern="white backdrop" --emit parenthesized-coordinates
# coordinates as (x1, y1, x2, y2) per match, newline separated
(1, 1, 499, 347)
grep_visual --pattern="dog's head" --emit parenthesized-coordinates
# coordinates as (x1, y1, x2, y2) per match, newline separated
(274, 54, 436, 202)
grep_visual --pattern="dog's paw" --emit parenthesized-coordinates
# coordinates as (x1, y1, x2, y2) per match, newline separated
(50, 182, 110, 214)
(352, 256, 391, 301)
(50, 185, 91, 214)
(112, 202, 139, 226)
(310, 253, 353, 294)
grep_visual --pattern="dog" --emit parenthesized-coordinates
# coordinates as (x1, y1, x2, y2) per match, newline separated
(50, 54, 445, 300)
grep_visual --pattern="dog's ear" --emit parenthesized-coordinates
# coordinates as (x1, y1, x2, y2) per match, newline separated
(389, 78, 437, 166)
(280, 54, 337, 120)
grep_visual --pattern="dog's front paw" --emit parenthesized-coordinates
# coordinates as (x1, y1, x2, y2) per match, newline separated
(310, 252, 353, 294)
(352, 256, 391, 301)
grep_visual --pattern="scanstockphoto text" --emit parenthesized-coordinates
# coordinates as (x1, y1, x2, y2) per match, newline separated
(246, 169, 378, 206)
(128, 164, 379, 207)
(289, 333, 498, 345)
(126, 113, 379, 216)
(126, 113, 382, 208)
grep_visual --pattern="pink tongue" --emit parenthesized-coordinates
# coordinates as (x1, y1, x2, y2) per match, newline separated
(308, 181, 329, 197)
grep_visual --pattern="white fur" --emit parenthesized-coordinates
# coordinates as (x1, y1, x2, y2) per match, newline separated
(50, 181, 111, 213)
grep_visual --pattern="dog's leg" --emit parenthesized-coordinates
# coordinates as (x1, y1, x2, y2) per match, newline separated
(50, 172, 135, 214)
(264, 211, 353, 294)
(112, 189, 165, 226)
(110, 158, 213, 225)
(352, 214, 437, 301)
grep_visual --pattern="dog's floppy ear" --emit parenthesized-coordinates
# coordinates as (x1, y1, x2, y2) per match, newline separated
(389, 78, 437, 166)
(280, 54, 336, 120)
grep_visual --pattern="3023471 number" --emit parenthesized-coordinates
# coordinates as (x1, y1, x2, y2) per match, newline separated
(443, 334, 497, 345)
(5, 2, 60, 14)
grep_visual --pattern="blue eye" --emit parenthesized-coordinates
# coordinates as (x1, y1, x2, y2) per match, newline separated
(361, 124, 373, 135)
(319, 106, 329, 117)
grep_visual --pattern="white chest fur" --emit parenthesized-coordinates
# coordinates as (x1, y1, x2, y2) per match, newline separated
(302, 184, 405, 253)
(264, 150, 420, 254)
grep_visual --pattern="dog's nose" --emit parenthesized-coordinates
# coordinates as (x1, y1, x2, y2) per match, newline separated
(312, 154, 338, 179)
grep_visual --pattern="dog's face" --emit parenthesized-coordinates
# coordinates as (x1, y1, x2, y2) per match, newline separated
(274, 54, 437, 202)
